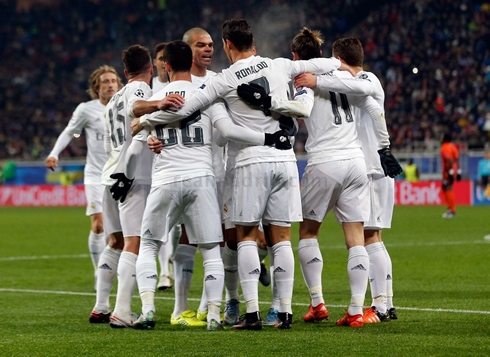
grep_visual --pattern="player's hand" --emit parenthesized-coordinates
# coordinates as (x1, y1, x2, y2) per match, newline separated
(264, 130, 292, 150)
(278, 115, 298, 136)
(338, 62, 356, 76)
(148, 135, 162, 154)
(237, 83, 272, 109)
(378, 147, 403, 178)
(456, 169, 462, 181)
(131, 117, 143, 136)
(157, 94, 185, 111)
(294, 73, 317, 88)
(45, 157, 58, 171)
(109, 173, 134, 203)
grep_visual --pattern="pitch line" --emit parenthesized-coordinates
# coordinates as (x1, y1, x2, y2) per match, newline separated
(0, 288, 489, 315)
(1, 239, 489, 262)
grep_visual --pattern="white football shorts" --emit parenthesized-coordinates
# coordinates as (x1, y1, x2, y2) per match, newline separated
(222, 166, 235, 230)
(301, 158, 369, 224)
(85, 183, 103, 216)
(102, 183, 150, 237)
(364, 173, 394, 230)
(231, 161, 302, 227)
(140, 176, 223, 244)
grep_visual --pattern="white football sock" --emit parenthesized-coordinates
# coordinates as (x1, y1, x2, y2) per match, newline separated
(366, 242, 388, 313)
(158, 239, 173, 278)
(136, 239, 161, 314)
(94, 246, 121, 312)
(268, 246, 279, 310)
(113, 251, 138, 318)
(200, 243, 224, 322)
(237, 241, 260, 313)
(172, 244, 197, 317)
(382, 242, 394, 309)
(298, 238, 324, 307)
(272, 241, 294, 314)
(347, 246, 369, 316)
(223, 243, 239, 301)
(88, 231, 106, 271)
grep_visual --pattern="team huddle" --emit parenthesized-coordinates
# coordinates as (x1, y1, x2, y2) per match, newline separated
(46, 19, 403, 331)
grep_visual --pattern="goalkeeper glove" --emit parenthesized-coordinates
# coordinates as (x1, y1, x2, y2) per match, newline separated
(237, 83, 272, 109)
(264, 130, 292, 150)
(378, 147, 403, 178)
(109, 173, 134, 203)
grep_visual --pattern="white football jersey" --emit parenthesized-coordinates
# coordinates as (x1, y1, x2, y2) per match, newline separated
(296, 71, 385, 165)
(49, 99, 108, 185)
(191, 70, 225, 181)
(354, 71, 386, 175)
(101, 81, 153, 186)
(152, 76, 168, 93)
(141, 56, 341, 167)
(135, 80, 230, 187)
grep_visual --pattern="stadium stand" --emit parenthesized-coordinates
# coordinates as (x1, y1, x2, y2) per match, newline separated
(0, 0, 488, 160)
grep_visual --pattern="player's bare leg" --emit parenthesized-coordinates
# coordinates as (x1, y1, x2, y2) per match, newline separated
(90, 232, 123, 323)
(298, 219, 328, 322)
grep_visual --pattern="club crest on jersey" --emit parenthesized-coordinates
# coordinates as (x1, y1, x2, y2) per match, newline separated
(134, 89, 145, 98)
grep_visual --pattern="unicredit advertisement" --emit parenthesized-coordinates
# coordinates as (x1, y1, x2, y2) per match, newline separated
(395, 180, 472, 206)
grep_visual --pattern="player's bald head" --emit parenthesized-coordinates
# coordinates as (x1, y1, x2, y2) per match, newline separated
(183, 28, 210, 45)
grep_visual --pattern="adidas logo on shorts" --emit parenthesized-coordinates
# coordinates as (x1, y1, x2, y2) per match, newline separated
(143, 229, 153, 238)
(308, 210, 316, 216)
(386, 274, 392, 280)
(351, 264, 366, 271)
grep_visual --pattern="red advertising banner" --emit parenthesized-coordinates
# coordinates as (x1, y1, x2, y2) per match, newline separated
(0, 185, 87, 207)
(395, 180, 472, 206)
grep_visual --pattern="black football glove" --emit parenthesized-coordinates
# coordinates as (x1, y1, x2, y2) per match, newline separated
(278, 115, 298, 136)
(456, 169, 462, 181)
(109, 173, 134, 203)
(264, 130, 292, 150)
(378, 147, 403, 178)
(237, 83, 272, 109)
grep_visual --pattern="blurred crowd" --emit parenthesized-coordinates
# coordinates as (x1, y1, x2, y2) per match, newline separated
(1, 0, 489, 160)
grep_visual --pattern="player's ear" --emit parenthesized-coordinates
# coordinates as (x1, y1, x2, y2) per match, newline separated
(292, 52, 300, 61)
(124, 69, 129, 79)
(165, 62, 172, 74)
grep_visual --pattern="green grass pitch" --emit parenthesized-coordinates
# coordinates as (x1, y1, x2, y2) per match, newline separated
(0, 206, 489, 355)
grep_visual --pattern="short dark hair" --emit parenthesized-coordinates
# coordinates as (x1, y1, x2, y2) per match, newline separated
(153, 42, 167, 58)
(222, 18, 253, 52)
(291, 27, 323, 60)
(332, 38, 364, 67)
(122, 44, 151, 76)
(442, 132, 453, 143)
(163, 40, 193, 73)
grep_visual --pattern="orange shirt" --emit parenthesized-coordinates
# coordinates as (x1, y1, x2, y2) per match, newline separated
(440, 142, 459, 173)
